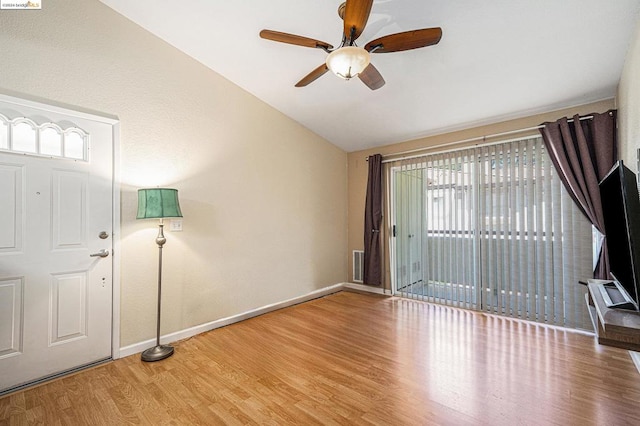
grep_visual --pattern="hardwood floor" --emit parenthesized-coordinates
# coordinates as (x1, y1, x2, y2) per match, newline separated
(1, 291, 640, 425)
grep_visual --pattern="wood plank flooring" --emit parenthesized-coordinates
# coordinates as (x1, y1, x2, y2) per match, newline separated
(2, 291, 640, 425)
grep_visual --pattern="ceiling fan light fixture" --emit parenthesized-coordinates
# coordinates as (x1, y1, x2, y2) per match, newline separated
(326, 46, 370, 80)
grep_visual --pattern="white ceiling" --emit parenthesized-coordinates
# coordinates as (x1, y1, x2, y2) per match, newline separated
(98, 0, 640, 152)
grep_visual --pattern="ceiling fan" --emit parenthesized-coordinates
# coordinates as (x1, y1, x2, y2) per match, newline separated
(259, 0, 442, 90)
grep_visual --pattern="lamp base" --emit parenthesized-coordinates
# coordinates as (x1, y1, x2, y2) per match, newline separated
(141, 344, 174, 362)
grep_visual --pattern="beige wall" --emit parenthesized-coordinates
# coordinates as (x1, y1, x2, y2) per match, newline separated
(618, 14, 640, 174)
(347, 99, 616, 287)
(0, 0, 347, 347)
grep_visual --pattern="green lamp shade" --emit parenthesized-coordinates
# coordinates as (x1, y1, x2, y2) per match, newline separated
(137, 188, 183, 219)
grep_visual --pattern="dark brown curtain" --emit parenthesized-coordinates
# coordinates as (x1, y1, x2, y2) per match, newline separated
(364, 154, 383, 286)
(539, 110, 617, 279)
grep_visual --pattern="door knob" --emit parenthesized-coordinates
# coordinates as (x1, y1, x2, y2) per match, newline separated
(89, 249, 109, 258)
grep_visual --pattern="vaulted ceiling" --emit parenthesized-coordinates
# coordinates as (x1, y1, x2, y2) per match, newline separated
(99, 0, 640, 152)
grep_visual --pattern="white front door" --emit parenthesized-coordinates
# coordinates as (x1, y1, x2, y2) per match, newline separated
(0, 97, 114, 393)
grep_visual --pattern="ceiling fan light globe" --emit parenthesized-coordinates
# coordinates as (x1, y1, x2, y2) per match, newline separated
(326, 46, 370, 80)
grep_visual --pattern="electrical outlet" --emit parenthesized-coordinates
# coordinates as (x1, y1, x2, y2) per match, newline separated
(170, 219, 183, 232)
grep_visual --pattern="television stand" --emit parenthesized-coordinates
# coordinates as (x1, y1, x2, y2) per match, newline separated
(586, 279, 640, 351)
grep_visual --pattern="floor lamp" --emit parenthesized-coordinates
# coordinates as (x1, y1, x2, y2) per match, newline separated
(137, 188, 183, 362)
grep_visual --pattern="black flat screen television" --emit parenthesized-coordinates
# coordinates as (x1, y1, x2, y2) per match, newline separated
(599, 160, 640, 311)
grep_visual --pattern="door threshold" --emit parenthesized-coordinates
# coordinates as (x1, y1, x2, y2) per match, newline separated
(0, 357, 112, 398)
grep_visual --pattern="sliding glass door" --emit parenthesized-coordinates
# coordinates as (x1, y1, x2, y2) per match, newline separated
(392, 166, 425, 296)
(390, 137, 593, 329)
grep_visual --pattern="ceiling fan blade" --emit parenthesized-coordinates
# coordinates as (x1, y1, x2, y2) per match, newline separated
(365, 27, 442, 53)
(260, 29, 333, 50)
(358, 63, 385, 90)
(343, 0, 374, 42)
(295, 64, 330, 87)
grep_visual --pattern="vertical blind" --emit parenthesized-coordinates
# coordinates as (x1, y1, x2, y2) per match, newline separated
(391, 137, 593, 329)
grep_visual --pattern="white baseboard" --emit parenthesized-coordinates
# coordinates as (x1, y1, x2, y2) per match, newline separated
(630, 351, 640, 375)
(118, 283, 345, 358)
(343, 282, 392, 295)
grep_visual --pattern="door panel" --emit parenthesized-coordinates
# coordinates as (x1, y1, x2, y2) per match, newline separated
(0, 278, 23, 357)
(0, 164, 23, 253)
(0, 99, 113, 393)
(50, 272, 87, 345)
(52, 170, 88, 250)
(392, 167, 424, 294)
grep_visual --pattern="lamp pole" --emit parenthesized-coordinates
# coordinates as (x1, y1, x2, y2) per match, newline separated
(141, 220, 174, 362)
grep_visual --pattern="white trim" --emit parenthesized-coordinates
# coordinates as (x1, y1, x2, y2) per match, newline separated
(343, 282, 392, 295)
(118, 283, 346, 358)
(630, 351, 640, 375)
(111, 122, 121, 360)
(0, 93, 119, 125)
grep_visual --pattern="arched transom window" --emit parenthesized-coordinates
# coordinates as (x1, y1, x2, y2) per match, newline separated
(0, 114, 89, 161)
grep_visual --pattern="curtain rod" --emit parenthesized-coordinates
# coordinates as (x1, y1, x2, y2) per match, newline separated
(367, 114, 597, 163)
(381, 134, 542, 164)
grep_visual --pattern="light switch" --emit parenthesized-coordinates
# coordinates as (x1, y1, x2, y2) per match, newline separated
(170, 219, 183, 232)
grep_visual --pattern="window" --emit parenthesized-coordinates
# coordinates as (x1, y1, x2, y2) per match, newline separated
(0, 114, 88, 161)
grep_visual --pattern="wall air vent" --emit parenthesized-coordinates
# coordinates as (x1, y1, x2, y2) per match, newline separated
(353, 250, 364, 283)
